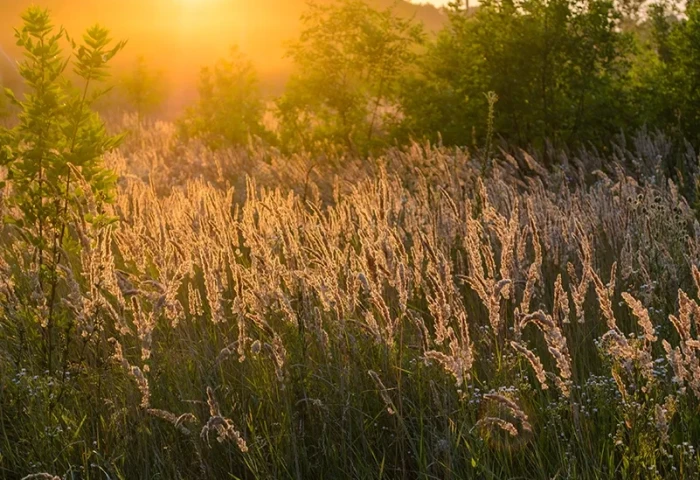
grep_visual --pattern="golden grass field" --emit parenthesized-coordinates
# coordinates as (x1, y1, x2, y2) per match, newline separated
(3, 117, 700, 478)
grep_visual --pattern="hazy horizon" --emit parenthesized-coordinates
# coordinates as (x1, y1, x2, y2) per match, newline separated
(0, 0, 448, 113)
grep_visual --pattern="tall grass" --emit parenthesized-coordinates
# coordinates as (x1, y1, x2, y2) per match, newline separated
(2, 120, 700, 479)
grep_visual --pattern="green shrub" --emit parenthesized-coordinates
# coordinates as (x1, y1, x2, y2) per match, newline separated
(120, 55, 168, 123)
(0, 5, 125, 387)
(177, 47, 270, 150)
(276, 0, 423, 155)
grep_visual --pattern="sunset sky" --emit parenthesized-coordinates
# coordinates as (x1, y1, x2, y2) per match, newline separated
(0, 0, 450, 103)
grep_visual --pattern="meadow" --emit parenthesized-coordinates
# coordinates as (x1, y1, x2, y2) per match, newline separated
(2, 117, 700, 479)
(3, 1, 700, 479)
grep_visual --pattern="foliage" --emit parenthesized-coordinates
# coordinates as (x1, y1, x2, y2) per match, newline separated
(619, 0, 700, 186)
(119, 55, 168, 122)
(399, 0, 633, 149)
(177, 47, 269, 150)
(0, 6, 124, 376)
(276, 0, 424, 155)
(664, 0, 700, 143)
(0, 10, 126, 479)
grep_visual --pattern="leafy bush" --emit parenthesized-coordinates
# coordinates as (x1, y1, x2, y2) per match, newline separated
(119, 55, 168, 123)
(399, 0, 632, 149)
(277, 0, 423, 155)
(177, 47, 269, 150)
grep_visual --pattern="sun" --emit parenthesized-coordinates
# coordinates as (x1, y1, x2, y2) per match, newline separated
(174, 0, 227, 22)
(175, 0, 232, 17)
(177, 0, 224, 6)
(172, 0, 248, 46)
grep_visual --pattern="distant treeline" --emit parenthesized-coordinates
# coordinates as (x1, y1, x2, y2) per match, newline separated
(3, 0, 700, 156)
(180, 0, 700, 156)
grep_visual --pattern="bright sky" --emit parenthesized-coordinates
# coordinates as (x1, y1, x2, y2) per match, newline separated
(1, 0, 457, 98)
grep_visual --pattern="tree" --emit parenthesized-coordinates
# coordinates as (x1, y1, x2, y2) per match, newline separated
(276, 0, 424, 155)
(178, 47, 269, 149)
(623, 0, 700, 145)
(120, 55, 167, 122)
(400, 0, 632, 149)
(667, 0, 700, 142)
(622, 1, 678, 137)
(0, 7, 125, 374)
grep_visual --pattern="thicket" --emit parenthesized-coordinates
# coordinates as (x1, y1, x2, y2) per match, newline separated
(166, 0, 700, 159)
(6, 0, 700, 156)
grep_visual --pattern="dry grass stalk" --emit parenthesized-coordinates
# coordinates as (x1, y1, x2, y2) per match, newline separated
(520, 202, 542, 314)
(476, 417, 519, 437)
(368, 370, 396, 415)
(566, 260, 590, 324)
(663, 340, 691, 395)
(621, 292, 656, 342)
(553, 274, 571, 325)
(591, 265, 617, 331)
(654, 403, 670, 444)
(692, 264, 700, 297)
(109, 337, 151, 407)
(510, 341, 548, 389)
(520, 311, 572, 396)
(147, 409, 198, 436)
(479, 393, 533, 435)
(201, 387, 248, 452)
(498, 200, 519, 300)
